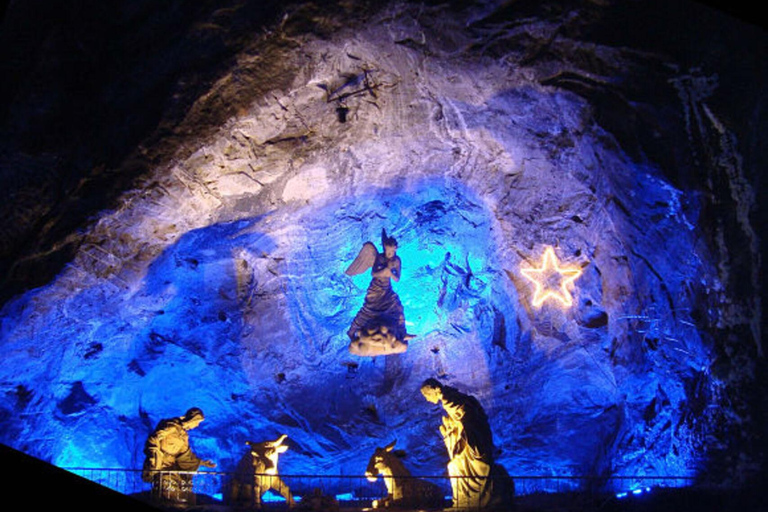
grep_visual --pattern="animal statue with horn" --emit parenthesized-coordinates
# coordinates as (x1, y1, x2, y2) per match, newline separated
(365, 440, 445, 509)
(228, 434, 295, 509)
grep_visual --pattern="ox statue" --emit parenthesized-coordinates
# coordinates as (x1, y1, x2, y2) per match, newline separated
(228, 434, 295, 509)
(365, 440, 446, 509)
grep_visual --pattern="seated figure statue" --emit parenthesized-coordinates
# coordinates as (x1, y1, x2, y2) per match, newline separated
(228, 434, 295, 509)
(141, 407, 216, 505)
(346, 229, 413, 356)
(420, 379, 514, 508)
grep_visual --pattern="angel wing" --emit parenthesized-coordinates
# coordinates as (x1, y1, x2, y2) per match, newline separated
(345, 241, 378, 276)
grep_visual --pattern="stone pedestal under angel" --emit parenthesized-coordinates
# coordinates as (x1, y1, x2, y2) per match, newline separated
(345, 229, 414, 356)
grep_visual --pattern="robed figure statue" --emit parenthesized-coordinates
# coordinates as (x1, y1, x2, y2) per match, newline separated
(345, 229, 413, 356)
(420, 379, 514, 508)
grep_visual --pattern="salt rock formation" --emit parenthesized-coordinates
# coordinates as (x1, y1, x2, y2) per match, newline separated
(0, 0, 764, 494)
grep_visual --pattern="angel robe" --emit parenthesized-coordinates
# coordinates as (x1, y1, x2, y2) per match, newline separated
(347, 251, 407, 342)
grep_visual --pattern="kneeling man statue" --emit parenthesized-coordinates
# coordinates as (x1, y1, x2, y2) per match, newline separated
(141, 407, 216, 505)
(421, 379, 514, 508)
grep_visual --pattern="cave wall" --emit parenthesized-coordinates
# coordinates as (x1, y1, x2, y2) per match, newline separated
(0, 0, 765, 493)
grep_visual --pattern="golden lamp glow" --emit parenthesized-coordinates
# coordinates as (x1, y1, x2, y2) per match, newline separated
(520, 246, 582, 308)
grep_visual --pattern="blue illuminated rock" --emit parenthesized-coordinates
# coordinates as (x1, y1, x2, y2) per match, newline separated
(0, 0, 763, 497)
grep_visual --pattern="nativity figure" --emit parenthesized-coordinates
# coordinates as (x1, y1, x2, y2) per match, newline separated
(141, 407, 216, 505)
(345, 229, 413, 356)
(228, 434, 295, 509)
(420, 379, 514, 508)
(365, 440, 445, 509)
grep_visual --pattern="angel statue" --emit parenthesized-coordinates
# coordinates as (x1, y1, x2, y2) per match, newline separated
(345, 229, 413, 356)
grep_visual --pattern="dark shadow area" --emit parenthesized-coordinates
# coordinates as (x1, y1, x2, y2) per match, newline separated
(0, 0, 292, 307)
(515, 487, 767, 512)
(0, 442, 162, 512)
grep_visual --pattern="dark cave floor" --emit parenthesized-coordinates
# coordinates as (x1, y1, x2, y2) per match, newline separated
(140, 487, 767, 512)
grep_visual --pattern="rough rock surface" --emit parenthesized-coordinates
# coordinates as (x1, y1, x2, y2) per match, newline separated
(0, 0, 765, 496)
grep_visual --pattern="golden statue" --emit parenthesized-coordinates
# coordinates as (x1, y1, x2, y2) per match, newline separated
(228, 434, 295, 509)
(365, 440, 446, 509)
(141, 407, 216, 505)
(421, 379, 514, 508)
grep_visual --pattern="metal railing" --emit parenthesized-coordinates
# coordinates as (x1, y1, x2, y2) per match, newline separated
(64, 467, 698, 509)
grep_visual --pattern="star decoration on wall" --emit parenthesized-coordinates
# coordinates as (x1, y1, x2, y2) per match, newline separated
(520, 246, 582, 308)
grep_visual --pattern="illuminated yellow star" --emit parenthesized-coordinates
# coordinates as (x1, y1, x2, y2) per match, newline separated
(520, 246, 582, 308)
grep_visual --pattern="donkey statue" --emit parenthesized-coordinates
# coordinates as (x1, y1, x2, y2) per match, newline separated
(365, 440, 446, 509)
(228, 434, 295, 509)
